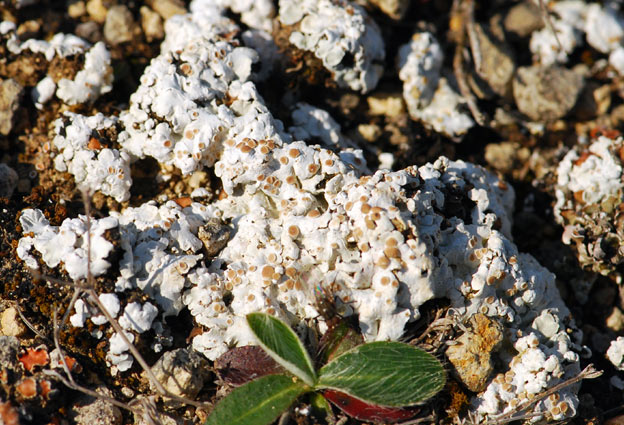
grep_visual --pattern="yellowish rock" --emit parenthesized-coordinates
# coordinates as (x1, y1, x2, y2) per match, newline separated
(0, 307, 26, 337)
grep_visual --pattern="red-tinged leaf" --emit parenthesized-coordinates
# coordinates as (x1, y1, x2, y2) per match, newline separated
(323, 390, 420, 423)
(215, 346, 286, 386)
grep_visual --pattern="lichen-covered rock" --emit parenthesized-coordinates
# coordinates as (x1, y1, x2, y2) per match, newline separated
(52, 113, 131, 202)
(17, 208, 118, 280)
(607, 337, 624, 370)
(446, 314, 503, 393)
(1, 22, 113, 106)
(529, 1, 586, 66)
(15, 3, 586, 421)
(278, 0, 384, 93)
(288, 102, 353, 149)
(397, 32, 443, 111)
(118, 12, 285, 177)
(554, 135, 624, 278)
(398, 32, 473, 138)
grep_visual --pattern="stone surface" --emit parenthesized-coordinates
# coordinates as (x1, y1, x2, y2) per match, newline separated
(150, 348, 208, 404)
(140, 6, 164, 42)
(446, 314, 504, 393)
(104, 5, 136, 45)
(0, 164, 18, 199)
(197, 219, 231, 257)
(469, 22, 515, 99)
(503, 1, 543, 38)
(513, 65, 584, 122)
(367, 0, 409, 20)
(0, 79, 23, 136)
(71, 388, 123, 425)
(146, 0, 187, 20)
(0, 307, 26, 337)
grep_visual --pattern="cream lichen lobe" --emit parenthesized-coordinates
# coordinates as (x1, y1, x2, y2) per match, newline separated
(14, 0, 587, 422)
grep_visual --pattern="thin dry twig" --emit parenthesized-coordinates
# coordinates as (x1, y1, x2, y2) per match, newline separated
(30, 190, 212, 425)
(450, 0, 486, 126)
(539, 0, 564, 53)
(12, 300, 50, 342)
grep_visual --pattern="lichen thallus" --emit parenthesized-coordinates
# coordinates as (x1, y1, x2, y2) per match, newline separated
(24, 191, 210, 425)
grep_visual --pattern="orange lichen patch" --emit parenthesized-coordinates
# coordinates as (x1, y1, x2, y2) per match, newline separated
(174, 197, 193, 208)
(87, 137, 102, 150)
(16, 377, 37, 398)
(0, 401, 19, 425)
(39, 379, 52, 399)
(63, 356, 81, 373)
(573, 151, 595, 166)
(445, 380, 469, 418)
(590, 127, 620, 140)
(19, 347, 49, 372)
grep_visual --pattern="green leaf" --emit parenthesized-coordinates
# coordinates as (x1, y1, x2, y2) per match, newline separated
(247, 313, 317, 385)
(316, 341, 445, 407)
(317, 320, 364, 365)
(204, 374, 309, 425)
(309, 391, 335, 423)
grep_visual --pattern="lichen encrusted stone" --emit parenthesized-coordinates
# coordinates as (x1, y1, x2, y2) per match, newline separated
(15, 1, 586, 422)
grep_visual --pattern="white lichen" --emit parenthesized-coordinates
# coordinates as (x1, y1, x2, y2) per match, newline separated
(607, 336, 624, 370)
(17, 208, 117, 280)
(529, 1, 586, 66)
(278, 0, 384, 93)
(398, 33, 473, 138)
(52, 113, 131, 202)
(2, 25, 113, 105)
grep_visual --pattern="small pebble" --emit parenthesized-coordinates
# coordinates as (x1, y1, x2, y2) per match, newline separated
(0, 79, 23, 136)
(503, 1, 544, 38)
(513, 65, 584, 122)
(147, 0, 187, 20)
(150, 348, 208, 406)
(0, 307, 26, 337)
(86, 0, 108, 23)
(0, 164, 18, 199)
(140, 6, 164, 42)
(104, 5, 136, 45)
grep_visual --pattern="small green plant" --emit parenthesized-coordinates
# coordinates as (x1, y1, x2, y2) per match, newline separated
(205, 312, 446, 425)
